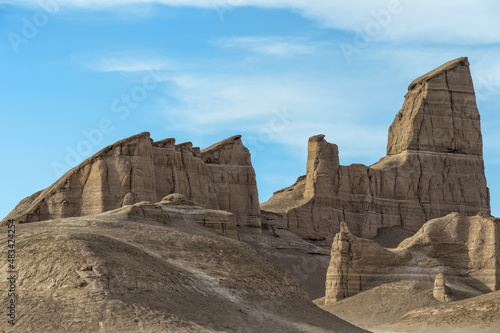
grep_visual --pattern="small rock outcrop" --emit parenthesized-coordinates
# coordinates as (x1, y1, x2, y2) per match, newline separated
(324, 213, 500, 305)
(433, 273, 452, 303)
(261, 57, 490, 244)
(2, 133, 261, 229)
(106, 195, 239, 238)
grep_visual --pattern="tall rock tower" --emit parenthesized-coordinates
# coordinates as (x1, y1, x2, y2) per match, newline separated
(261, 57, 490, 245)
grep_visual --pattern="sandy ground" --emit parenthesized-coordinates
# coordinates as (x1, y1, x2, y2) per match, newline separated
(316, 280, 500, 333)
(378, 290, 500, 333)
(240, 225, 331, 300)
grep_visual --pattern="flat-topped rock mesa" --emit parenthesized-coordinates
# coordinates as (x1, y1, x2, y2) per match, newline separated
(324, 213, 500, 305)
(2, 132, 261, 229)
(261, 57, 490, 244)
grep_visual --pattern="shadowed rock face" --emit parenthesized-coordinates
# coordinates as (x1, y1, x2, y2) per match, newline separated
(2, 133, 261, 229)
(261, 57, 490, 244)
(324, 213, 500, 305)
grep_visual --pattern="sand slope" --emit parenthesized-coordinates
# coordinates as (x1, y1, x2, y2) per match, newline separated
(0, 205, 367, 333)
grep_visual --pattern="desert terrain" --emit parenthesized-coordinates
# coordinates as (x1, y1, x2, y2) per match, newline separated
(2, 57, 499, 332)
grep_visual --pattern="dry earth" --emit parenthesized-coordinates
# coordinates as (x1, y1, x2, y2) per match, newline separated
(377, 290, 500, 333)
(316, 282, 500, 333)
(0, 203, 368, 333)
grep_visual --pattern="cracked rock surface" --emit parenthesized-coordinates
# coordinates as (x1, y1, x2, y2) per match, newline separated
(261, 57, 490, 245)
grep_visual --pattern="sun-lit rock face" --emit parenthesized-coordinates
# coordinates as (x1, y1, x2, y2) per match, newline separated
(261, 57, 490, 244)
(2, 133, 261, 229)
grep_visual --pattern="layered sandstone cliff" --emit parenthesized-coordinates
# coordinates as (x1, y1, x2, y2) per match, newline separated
(2, 133, 261, 229)
(324, 212, 500, 304)
(261, 57, 490, 244)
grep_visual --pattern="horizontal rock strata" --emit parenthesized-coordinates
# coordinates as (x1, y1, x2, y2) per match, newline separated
(324, 213, 500, 304)
(261, 57, 490, 244)
(104, 193, 239, 239)
(2, 133, 261, 229)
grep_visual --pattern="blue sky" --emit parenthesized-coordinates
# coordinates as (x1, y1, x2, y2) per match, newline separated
(1, 0, 499, 218)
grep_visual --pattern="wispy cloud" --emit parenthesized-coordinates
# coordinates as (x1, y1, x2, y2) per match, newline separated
(214, 36, 318, 56)
(4, 0, 500, 44)
(94, 58, 169, 72)
(74, 52, 172, 73)
(146, 70, 389, 164)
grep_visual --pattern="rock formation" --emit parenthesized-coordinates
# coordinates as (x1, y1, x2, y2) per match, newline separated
(433, 273, 452, 303)
(324, 212, 500, 305)
(261, 57, 490, 244)
(104, 193, 239, 239)
(2, 133, 261, 229)
(0, 201, 369, 333)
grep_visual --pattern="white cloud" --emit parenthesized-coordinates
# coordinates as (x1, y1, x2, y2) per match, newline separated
(95, 58, 169, 72)
(146, 70, 389, 165)
(214, 36, 318, 56)
(5, 0, 500, 45)
(87, 56, 170, 73)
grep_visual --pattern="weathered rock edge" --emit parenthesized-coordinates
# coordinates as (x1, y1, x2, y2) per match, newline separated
(324, 212, 500, 304)
(261, 57, 490, 244)
(2, 133, 261, 229)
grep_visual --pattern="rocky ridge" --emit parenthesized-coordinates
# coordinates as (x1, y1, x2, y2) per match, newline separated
(2, 133, 261, 229)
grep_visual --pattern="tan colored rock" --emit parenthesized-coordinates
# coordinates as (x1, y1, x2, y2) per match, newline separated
(380, 290, 500, 333)
(161, 193, 198, 205)
(388, 57, 482, 156)
(108, 196, 239, 239)
(433, 273, 452, 303)
(202, 135, 261, 230)
(2, 133, 261, 229)
(0, 203, 368, 333)
(261, 57, 490, 244)
(325, 222, 409, 304)
(324, 213, 500, 305)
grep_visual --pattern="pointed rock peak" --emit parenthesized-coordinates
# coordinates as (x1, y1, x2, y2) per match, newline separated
(201, 135, 243, 152)
(201, 135, 251, 166)
(339, 222, 350, 234)
(153, 138, 176, 148)
(387, 57, 482, 156)
(409, 57, 469, 90)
